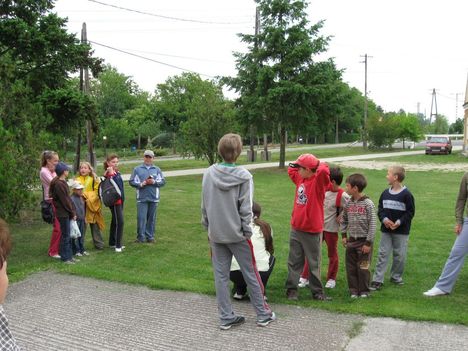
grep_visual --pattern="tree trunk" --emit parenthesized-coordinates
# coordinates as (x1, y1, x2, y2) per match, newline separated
(74, 131, 81, 173)
(335, 116, 339, 144)
(172, 132, 176, 155)
(137, 134, 141, 150)
(279, 125, 286, 168)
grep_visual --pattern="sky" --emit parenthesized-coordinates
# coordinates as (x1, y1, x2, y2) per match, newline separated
(54, 0, 468, 123)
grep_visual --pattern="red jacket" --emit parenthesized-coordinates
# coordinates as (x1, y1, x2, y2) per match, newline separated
(289, 163, 330, 233)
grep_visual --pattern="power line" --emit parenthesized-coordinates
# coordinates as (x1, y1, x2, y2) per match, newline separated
(87, 0, 251, 25)
(89, 40, 216, 78)
(115, 48, 230, 64)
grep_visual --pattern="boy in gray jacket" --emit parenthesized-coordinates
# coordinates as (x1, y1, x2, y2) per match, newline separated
(201, 133, 276, 330)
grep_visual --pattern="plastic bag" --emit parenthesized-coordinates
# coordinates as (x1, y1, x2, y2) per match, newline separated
(70, 220, 81, 239)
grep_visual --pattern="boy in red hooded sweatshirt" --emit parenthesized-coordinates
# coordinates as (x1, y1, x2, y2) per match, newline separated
(285, 154, 331, 301)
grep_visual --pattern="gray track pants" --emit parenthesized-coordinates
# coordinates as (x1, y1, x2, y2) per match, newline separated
(435, 218, 468, 293)
(372, 232, 409, 283)
(210, 239, 272, 324)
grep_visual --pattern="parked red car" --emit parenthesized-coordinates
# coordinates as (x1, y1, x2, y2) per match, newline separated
(425, 136, 452, 155)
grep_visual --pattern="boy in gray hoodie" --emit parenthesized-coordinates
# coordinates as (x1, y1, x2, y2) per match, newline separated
(201, 133, 276, 330)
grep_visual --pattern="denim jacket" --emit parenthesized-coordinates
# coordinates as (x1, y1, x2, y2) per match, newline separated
(129, 164, 165, 202)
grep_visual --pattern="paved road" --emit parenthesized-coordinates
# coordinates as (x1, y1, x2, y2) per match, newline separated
(5, 272, 468, 351)
(121, 147, 464, 181)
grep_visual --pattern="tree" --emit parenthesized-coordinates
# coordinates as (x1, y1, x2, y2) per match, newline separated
(156, 73, 237, 165)
(449, 118, 464, 134)
(394, 113, 423, 148)
(0, 0, 102, 219)
(227, 0, 341, 167)
(431, 115, 449, 134)
(368, 115, 397, 149)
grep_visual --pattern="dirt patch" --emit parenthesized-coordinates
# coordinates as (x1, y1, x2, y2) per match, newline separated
(335, 160, 467, 172)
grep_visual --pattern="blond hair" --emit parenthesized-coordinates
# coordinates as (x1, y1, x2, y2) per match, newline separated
(218, 133, 242, 163)
(389, 166, 406, 182)
(79, 161, 97, 179)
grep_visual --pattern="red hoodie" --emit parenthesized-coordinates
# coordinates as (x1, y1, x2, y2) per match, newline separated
(288, 162, 330, 233)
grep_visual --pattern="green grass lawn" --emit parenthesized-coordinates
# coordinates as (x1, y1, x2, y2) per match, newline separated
(8, 155, 468, 325)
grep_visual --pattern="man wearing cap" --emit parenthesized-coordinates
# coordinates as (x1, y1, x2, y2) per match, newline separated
(285, 154, 331, 301)
(129, 150, 166, 243)
(49, 162, 77, 264)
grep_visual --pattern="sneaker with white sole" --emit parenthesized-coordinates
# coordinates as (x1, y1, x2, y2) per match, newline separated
(257, 312, 276, 327)
(298, 277, 309, 288)
(233, 292, 246, 300)
(75, 253, 83, 257)
(82, 251, 90, 256)
(325, 279, 336, 289)
(220, 316, 245, 330)
(423, 287, 448, 297)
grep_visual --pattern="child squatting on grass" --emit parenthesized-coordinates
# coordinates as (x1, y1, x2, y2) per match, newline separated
(370, 166, 415, 291)
(201, 133, 276, 330)
(341, 173, 377, 298)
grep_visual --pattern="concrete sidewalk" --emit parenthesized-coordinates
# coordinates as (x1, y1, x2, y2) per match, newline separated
(5, 272, 468, 351)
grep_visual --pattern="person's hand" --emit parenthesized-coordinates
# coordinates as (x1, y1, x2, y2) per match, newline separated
(383, 218, 394, 229)
(455, 223, 462, 235)
(146, 178, 155, 185)
(341, 237, 347, 247)
(390, 221, 401, 230)
(361, 244, 371, 254)
(140, 180, 147, 187)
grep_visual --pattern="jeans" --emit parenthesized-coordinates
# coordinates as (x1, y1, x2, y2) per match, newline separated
(72, 219, 86, 254)
(136, 201, 158, 242)
(435, 218, 468, 293)
(58, 217, 72, 262)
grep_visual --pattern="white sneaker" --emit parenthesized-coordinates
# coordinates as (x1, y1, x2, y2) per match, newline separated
(325, 279, 336, 289)
(82, 251, 90, 256)
(233, 293, 245, 300)
(50, 254, 61, 259)
(75, 253, 83, 257)
(298, 278, 309, 288)
(423, 287, 448, 297)
(115, 247, 122, 253)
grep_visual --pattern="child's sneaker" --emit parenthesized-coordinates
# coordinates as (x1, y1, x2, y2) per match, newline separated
(257, 312, 276, 327)
(325, 279, 336, 289)
(423, 287, 448, 297)
(350, 294, 359, 298)
(390, 278, 404, 285)
(233, 292, 246, 300)
(75, 252, 83, 257)
(360, 293, 369, 298)
(82, 251, 90, 256)
(115, 247, 123, 253)
(298, 277, 309, 288)
(220, 316, 245, 330)
(369, 281, 383, 291)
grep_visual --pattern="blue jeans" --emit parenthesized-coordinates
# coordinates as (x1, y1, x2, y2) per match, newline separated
(136, 201, 158, 242)
(58, 217, 72, 261)
(72, 219, 86, 254)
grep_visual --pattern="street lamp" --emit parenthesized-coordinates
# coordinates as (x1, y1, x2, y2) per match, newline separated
(103, 136, 107, 157)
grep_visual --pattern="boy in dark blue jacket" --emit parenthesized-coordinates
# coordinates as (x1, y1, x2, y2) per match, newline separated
(370, 166, 415, 290)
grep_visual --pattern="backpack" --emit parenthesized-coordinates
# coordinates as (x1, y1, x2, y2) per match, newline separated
(335, 188, 345, 217)
(98, 177, 122, 207)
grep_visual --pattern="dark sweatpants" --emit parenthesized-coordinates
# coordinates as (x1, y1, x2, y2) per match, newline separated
(230, 255, 276, 296)
(346, 238, 372, 295)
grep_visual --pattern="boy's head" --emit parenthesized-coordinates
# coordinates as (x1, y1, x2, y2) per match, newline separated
(71, 182, 84, 195)
(218, 133, 242, 163)
(55, 162, 70, 178)
(290, 154, 320, 179)
(387, 166, 405, 185)
(329, 166, 344, 185)
(345, 173, 367, 196)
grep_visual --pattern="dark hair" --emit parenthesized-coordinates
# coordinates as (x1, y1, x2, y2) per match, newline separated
(218, 133, 242, 163)
(40, 150, 58, 167)
(329, 167, 344, 185)
(0, 219, 12, 269)
(252, 202, 274, 255)
(104, 153, 119, 171)
(346, 173, 367, 192)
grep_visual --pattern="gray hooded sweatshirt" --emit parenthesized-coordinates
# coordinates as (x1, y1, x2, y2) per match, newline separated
(201, 164, 253, 244)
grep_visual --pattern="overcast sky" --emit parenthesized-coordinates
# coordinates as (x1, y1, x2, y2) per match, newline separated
(55, 0, 468, 123)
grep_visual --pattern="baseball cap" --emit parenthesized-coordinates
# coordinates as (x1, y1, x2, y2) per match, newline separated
(71, 182, 84, 190)
(291, 154, 320, 170)
(144, 150, 155, 158)
(55, 162, 71, 176)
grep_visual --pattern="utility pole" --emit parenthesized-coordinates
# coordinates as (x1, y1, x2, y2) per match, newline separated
(248, 8, 260, 162)
(360, 54, 372, 149)
(429, 88, 438, 124)
(451, 92, 463, 121)
(82, 23, 96, 169)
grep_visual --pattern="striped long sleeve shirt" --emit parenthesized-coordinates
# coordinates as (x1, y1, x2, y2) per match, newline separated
(341, 195, 377, 245)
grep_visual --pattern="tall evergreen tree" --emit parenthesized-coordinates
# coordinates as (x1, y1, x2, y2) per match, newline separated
(226, 0, 342, 167)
